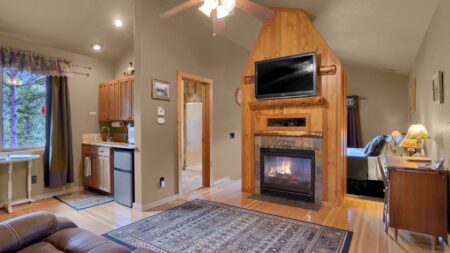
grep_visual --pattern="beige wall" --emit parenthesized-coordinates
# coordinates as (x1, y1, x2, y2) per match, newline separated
(0, 35, 114, 203)
(409, 0, 450, 165)
(134, 0, 248, 206)
(114, 49, 134, 79)
(346, 64, 409, 145)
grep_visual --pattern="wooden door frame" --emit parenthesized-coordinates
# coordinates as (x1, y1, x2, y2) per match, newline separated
(177, 71, 213, 196)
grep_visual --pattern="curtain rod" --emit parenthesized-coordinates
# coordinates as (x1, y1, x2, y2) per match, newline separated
(72, 64, 93, 70)
(73, 71, 90, 77)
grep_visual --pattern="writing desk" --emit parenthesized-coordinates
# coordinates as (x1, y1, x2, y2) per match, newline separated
(386, 156, 448, 243)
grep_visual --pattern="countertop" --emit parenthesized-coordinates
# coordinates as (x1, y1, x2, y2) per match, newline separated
(82, 141, 136, 150)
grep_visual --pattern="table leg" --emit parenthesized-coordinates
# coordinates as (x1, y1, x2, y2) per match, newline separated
(395, 228, 398, 241)
(27, 160, 33, 199)
(7, 163, 13, 213)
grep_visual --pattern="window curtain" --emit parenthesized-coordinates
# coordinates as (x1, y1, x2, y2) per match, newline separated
(44, 76, 74, 188)
(0, 46, 72, 76)
(347, 96, 363, 148)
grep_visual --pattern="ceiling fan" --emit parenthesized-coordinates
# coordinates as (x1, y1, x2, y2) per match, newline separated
(160, 0, 274, 36)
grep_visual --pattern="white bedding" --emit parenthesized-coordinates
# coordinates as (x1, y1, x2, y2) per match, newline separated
(367, 156, 383, 180)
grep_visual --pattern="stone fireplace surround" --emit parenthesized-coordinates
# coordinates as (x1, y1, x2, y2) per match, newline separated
(254, 135, 323, 209)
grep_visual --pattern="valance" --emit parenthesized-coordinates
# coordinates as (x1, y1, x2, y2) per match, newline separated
(0, 46, 72, 76)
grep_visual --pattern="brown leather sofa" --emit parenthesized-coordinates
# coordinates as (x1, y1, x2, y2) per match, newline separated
(0, 211, 154, 253)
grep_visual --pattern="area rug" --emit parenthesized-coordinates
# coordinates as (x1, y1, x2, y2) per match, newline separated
(54, 190, 114, 210)
(103, 199, 352, 253)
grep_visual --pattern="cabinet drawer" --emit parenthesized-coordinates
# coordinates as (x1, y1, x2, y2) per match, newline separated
(82, 145, 111, 157)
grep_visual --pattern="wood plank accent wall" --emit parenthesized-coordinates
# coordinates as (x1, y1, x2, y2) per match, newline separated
(241, 8, 347, 206)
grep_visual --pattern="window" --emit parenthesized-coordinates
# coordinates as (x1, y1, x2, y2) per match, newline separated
(1, 68, 46, 149)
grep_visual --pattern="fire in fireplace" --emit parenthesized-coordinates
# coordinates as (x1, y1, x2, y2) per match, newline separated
(260, 148, 315, 202)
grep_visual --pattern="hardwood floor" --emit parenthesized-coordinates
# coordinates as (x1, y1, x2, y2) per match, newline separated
(181, 169, 202, 193)
(0, 180, 448, 252)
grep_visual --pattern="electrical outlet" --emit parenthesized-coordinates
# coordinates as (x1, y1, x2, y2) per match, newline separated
(31, 175, 37, 184)
(160, 177, 165, 188)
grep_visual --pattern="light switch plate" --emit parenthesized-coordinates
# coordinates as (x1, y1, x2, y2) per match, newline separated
(157, 106, 165, 116)
(89, 112, 97, 116)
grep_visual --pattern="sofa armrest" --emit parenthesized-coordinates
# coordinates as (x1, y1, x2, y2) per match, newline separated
(0, 211, 57, 252)
(55, 216, 78, 232)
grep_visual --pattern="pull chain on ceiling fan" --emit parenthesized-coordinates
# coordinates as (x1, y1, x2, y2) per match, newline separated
(160, 0, 274, 36)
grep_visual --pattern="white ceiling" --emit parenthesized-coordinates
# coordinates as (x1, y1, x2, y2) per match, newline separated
(0, 0, 440, 75)
(0, 0, 134, 61)
(219, 0, 441, 75)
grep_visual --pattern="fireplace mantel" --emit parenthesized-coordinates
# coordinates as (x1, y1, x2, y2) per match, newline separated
(255, 130, 322, 138)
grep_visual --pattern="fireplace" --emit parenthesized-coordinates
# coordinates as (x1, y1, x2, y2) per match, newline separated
(260, 148, 315, 202)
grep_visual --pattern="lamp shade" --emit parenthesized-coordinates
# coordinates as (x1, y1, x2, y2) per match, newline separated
(391, 130, 401, 138)
(404, 124, 430, 140)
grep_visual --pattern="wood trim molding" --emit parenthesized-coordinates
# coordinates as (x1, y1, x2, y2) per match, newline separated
(249, 96, 324, 110)
(177, 71, 213, 196)
(254, 130, 322, 138)
(132, 194, 179, 211)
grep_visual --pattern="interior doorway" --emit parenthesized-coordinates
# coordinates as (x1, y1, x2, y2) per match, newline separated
(177, 71, 212, 195)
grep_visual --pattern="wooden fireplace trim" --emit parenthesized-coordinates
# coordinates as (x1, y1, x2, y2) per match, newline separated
(241, 8, 347, 207)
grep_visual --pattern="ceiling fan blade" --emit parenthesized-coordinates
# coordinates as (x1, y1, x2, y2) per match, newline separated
(236, 0, 274, 21)
(160, 0, 204, 18)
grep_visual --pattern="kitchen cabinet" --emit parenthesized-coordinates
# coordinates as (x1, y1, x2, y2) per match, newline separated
(82, 145, 112, 194)
(98, 76, 134, 121)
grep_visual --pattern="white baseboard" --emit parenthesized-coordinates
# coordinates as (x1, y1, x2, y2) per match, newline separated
(0, 185, 84, 209)
(133, 194, 179, 211)
(213, 176, 230, 186)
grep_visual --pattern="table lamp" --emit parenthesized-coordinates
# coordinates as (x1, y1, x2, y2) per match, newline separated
(400, 124, 430, 156)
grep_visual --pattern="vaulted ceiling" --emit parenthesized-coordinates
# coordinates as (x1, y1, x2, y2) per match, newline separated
(218, 0, 440, 75)
(0, 0, 134, 61)
(0, 0, 440, 75)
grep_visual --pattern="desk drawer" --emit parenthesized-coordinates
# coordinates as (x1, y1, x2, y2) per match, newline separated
(82, 145, 111, 157)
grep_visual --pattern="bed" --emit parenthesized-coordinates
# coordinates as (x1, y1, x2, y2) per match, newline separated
(346, 140, 404, 197)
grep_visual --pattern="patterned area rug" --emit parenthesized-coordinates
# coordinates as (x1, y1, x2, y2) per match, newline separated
(104, 199, 352, 253)
(54, 190, 114, 210)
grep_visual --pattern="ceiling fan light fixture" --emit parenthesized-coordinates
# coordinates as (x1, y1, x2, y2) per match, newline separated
(221, 0, 236, 12)
(217, 5, 230, 19)
(204, 0, 219, 9)
(199, 3, 212, 17)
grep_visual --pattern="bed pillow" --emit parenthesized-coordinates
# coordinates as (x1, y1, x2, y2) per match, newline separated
(364, 135, 387, 156)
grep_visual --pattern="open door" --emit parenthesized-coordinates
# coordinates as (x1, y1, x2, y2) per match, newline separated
(177, 71, 212, 196)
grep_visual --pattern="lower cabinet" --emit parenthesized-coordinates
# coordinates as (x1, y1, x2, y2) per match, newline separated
(83, 145, 113, 194)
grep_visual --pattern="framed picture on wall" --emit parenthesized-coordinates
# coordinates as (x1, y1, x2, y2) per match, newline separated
(432, 71, 444, 104)
(409, 79, 416, 112)
(152, 79, 170, 101)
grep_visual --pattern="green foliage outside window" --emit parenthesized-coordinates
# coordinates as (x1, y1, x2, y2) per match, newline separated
(2, 68, 46, 149)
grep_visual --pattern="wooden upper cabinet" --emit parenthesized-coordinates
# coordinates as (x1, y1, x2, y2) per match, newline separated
(99, 77, 134, 121)
(98, 83, 109, 121)
(119, 77, 133, 120)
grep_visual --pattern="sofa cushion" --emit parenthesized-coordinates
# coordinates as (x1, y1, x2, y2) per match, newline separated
(0, 211, 57, 252)
(18, 241, 64, 253)
(46, 228, 130, 253)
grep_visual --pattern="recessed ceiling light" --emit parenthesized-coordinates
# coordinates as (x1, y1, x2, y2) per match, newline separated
(92, 43, 102, 51)
(114, 19, 124, 27)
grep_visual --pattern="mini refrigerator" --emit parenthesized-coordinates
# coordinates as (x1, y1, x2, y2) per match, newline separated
(114, 150, 134, 207)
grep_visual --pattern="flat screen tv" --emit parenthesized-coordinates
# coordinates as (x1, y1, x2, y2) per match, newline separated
(255, 52, 317, 99)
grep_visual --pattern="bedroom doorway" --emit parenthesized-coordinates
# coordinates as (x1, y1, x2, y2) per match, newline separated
(177, 71, 212, 195)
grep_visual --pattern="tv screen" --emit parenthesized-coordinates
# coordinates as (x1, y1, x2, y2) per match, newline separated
(255, 52, 317, 99)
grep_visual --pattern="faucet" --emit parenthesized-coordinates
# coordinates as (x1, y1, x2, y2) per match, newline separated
(101, 126, 112, 142)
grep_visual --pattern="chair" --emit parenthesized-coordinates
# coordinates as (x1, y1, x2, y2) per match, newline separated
(377, 156, 389, 233)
